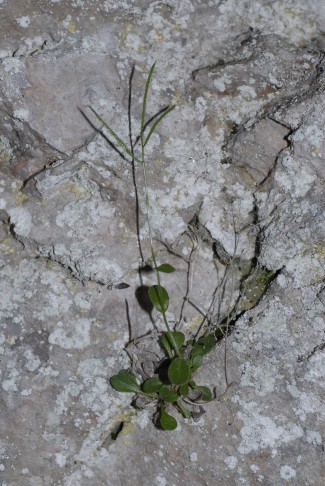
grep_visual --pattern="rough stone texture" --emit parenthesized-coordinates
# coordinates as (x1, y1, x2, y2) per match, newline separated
(0, 1, 325, 485)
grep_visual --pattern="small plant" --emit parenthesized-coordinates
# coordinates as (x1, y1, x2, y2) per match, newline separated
(90, 63, 216, 430)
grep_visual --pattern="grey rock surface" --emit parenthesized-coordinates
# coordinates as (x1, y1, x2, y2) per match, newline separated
(0, 1, 324, 485)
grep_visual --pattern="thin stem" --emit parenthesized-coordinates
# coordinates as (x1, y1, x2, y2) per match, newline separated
(140, 63, 180, 358)
(177, 230, 198, 329)
(224, 214, 239, 387)
(140, 135, 181, 358)
(175, 401, 192, 419)
(128, 65, 145, 268)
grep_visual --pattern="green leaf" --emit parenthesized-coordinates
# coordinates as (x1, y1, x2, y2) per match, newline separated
(191, 335, 216, 357)
(180, 384, 189, 397)
(160, 406, 178, 431)
(168, 357, 191, 385)
(200, 335, 216, 353)
(159, 386, 179, 403)
(191, 344, 204, 358)
(110, 369, 141, 394)
(165, 332, 185, 349)
(89, 107, 141, 163)
(161, 332, 185, 358)
(160, 334, 173, 358)
(144, 105, 176, 147)
(190, 354, 203, 372)
(173, 331, 185, 348)
(193, 385, 213, 401)
(142, 377, 163, 393)
(141, 62, 156, 133)
(156, 263, 176, 273)
(148, 285, 169, 313)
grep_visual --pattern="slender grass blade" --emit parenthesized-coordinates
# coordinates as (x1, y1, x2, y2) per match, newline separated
(141, 62, 156, 133)
(89, 107, 142, 163)
(144, 105, 176, 147)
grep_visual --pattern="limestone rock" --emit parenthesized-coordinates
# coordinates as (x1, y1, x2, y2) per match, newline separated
(0, 1, 324, 485)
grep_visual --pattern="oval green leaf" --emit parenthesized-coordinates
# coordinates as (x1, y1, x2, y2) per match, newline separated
(180, 384, 189, 397)
(142, 377, 163, 393)
(110, 369, 141, 393)
(200, 335, 216, 353)
(156, 263, 175, 273)
(159, 386, 179, 403)
(168, 357, 191, 385)
(160, 408, 178, 431)
(148, 285, 169, 313)
(191, 334, 216, 357)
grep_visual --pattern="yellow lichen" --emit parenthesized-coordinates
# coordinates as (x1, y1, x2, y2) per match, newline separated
(0, 135, 13, 163)
(187, 315, 205, 334)
(152, 29, 165, 42)
(45, 260, 53, 270)
(65, 278, 78, 295)
(315, 241, 325, 258)
(67, 21, 77, 33)
(69, 181, 89, 197)
(15, 192, 28, 207)
(113, 409, 137, 439)
(0, 238, 17, 255)
(107, 332, 117, 341)
(6, 335, 16, 345)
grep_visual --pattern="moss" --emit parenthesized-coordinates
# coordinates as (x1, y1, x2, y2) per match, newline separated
(239, 267, 275, 311)
(234, 257, 253, 279)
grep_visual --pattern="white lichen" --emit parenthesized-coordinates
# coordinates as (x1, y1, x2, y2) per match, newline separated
(48, 318, 93, 349)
